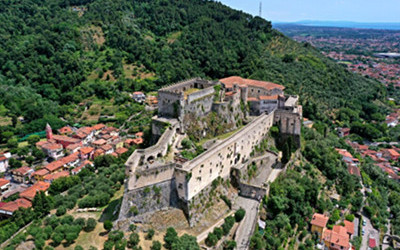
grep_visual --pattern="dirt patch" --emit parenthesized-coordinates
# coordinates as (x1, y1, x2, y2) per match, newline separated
(123, 64, 155, 80)
(80, 25, 105, 50)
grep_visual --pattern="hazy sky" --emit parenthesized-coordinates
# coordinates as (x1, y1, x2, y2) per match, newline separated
(218, 0, 400, 23)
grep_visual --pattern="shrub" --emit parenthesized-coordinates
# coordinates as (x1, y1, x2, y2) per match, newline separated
(104, 220, 113, 231)
(151, 241, 162, 250)
(75, 246, 84, 250)
(213, 227, 223, 240)
(345, 214, 355, 222)
(164, 227, 178, 249)
(235, 208, 246, 222)
(128, 232, 140, 248)
(222, 216, 235, 235)
(85, 218, 97, 232)
(223, 240, 237, 250)
(146, 229, 155, 240)
(205, 233, 218, 247)
(56, 206, 66, 216)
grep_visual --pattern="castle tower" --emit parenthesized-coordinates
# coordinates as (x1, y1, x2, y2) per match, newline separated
(46, 123, 53, 140)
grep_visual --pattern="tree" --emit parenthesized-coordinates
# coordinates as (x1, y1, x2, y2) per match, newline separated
(7, 138, 18, 149)
(75, 246, 84, 250)
(51, 232, 64, 246)
(1, 131, 14, 142)
(151, 241, 162, 250)
(235, 208, 246, 222)
(8, 158, 22, 169)
(345, 214, 355, 222)
(56, 206, 66, 216)
(146, 229, 155, 240)
(85, 218, 97, 232)
(171, 234, 199, 250)
(223, 240, 237, 250)
(128, 232, 140, 248)
(32, 191, 51, 217)
(27, 135, 40, 145)
(164, 227, 178, 249)
(213, 227, 223, 240)
(205, 232, 218, 247)
(104, 220, 113, 232)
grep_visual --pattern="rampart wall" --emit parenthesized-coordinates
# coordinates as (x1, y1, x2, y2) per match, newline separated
(176, 112, 275, 201)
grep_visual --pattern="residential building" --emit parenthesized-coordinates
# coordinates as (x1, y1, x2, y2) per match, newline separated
(32, 169, 50, 182)
(322, 225, 350, 250)
(338, 127, 350, 138)
(132, 91, 146, 103)
(0, 198, 32, 217)
(311, 213, 329, 237)
(0, 178, 10, 193)
(11, 166, 33, 183)
(41, 143, 64, 160)
(79, 147, 94, 160)
(44, 171, 70, 183)
(19, 181, 50, 201)
(0, 154, 9, 173)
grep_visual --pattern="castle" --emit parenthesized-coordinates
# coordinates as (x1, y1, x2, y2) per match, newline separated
(118, 76, 302, 227)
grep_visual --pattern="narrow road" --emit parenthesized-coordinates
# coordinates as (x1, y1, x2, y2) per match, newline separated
(360, 186, 379, 250)
(234, 197, 260, 250)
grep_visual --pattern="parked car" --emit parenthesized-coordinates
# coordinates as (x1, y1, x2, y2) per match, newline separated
(363, 219, 367, 226)
(362, 229, 365, 235)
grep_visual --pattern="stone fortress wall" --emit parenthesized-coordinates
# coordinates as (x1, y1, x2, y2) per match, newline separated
(119, 77, 302, 226)
(175, 113, 275, 201)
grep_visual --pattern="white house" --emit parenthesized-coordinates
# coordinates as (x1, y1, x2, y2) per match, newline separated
(0, 154, 9, 173)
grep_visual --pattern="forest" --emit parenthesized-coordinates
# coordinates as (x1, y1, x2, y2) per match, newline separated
(0, 0, 386, 139)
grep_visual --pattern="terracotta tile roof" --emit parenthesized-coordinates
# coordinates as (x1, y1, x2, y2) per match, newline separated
(92, 123, 106, 131)
(33, 168, 50, 177)
(369, 238, 376, 248)
(80, 147, 94, 155)
(19, 181, 50, 201)
(58, 126, 72, 134)
(101, 144, 113, 151)
(247, 97, 258, 102)
(44, 171, 70, 181)
(13, 166, 33, 175)
(220, 76, 285, 91)
(322, 226, 350, 249)
(133, 91, 144, 95)
(73, 132, 87, 139)
(135, 132, 144, 137)
(60, 152, 79, 165)
(41, 143, 63, 151)
(115, 147, 128, 155)
(76, 126, 95, 135)
(311, 213, 329, 228)
(344, 220, 354, 235)
(111, 152, 118, 158)
(0, 178, 10, 187)
(36, 140, 49, 148)
(93, 139, 107, 146)
(94, 148, 105, 157)
(335, 149, 353, 158)
(259, 95, 278, 100)
(66, 143, 81, 151)
(101, 134, 111, 140)
(45, 160, 65, 172)
(0, 198, 32, 212)
(347, 165, 361, 177)
(387, 149, 400, 157)
(53, 135, 81, 144)
(133, 138, 143, 145)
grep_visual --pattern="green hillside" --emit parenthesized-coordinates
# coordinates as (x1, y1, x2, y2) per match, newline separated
(0, 0, 385, 132)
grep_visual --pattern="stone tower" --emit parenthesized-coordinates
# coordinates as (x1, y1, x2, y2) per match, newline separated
(46, 123, 53, 140)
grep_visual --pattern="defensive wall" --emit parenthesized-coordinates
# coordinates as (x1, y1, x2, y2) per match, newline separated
(175, 112, 275, 202)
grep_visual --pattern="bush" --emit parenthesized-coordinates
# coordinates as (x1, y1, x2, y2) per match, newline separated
(223, 240, 237, 250)
(104, 220, 113, 231)
(213, 227, 223, 240)
(75, 246, 84, 250)
(151, 241, 162, 250)
(128, 232, 140, 248)
(85, 218, 97, 232)
(235, 208, 246, 222)
(205, 233, 218, 247)
(345, 214, 355, 222)
(164, 227, 178, 249)
(222, 216, 235, 235)
(146, 229, 155, 240)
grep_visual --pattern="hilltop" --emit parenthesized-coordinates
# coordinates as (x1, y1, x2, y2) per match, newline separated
(0, 0, 385, 133)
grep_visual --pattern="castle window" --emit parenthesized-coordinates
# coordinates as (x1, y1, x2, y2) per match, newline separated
(178, 183, 183, 189)
(210, 169, 212, 174)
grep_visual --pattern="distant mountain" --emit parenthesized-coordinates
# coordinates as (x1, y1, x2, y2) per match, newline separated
(274, 20, 400, 30)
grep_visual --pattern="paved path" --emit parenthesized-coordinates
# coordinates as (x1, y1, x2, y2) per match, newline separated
(360, 186, 379, 250)
(234, 197, 260, 250)
(251, 154, 277, 186)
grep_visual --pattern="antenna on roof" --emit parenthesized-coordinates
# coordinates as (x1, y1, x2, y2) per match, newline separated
(259, 1, 262, 17)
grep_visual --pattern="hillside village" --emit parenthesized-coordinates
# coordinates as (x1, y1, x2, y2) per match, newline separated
(0, 122, 143, 217)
